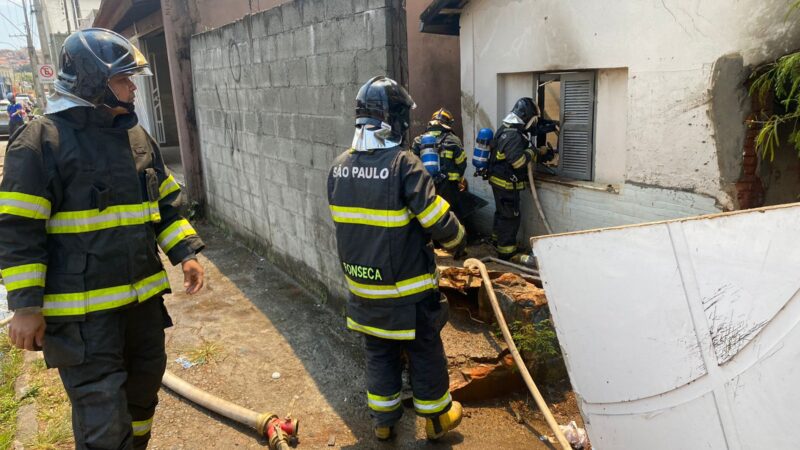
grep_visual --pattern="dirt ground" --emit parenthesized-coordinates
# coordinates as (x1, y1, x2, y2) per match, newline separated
(151, 223, 582, 449)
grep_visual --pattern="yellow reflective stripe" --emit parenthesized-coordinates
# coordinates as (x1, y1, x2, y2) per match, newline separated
(446, 173, 462, 181)
(495, 152, 506, 160)
(347, 317, 415, 340)
(441, 150, 454, 159)
(367, 392, 402, 412)
(413, 391, 452, 414)
(157, 219, 198, 253)
(496, 244, 517, 255)
(0, 192, 51, 219)
(511, 155, 528, 169)
(441, 224, 465, 250)
(330, 205, 413, 228)
(488, 176, 526, 190)
(345, 273, 436, 300)
(417, 196, 450, 229)
(47, 202, 160, 234)
(2, 263, 46, 291)
(132, 417, 153, 437)
(454, 153, 466, 165)
(42, 270, 169, 317)
(159, 174, 181, 199)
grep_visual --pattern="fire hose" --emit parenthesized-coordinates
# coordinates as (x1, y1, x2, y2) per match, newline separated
(464, 258, 571, 450)
(528, 161, 553, 235)
(1, 316, 299, 449)
(161, 370, 298, 450)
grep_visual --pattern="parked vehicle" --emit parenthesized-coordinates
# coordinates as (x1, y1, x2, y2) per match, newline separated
(0, 99, 10, 137)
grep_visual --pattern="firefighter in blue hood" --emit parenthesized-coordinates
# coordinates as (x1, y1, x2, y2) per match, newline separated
(327, 76, 465, 441)
(1, 29, 205, 449)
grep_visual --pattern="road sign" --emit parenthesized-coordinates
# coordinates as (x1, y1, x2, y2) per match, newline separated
(37, 64, 56, 83)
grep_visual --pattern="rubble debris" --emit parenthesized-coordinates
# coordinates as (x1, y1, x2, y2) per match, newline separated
(450, 354, 524, 402)
(559, 421, 589, 449)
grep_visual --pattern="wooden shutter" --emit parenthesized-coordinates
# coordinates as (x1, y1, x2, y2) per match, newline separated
(558, 72, 595, 181)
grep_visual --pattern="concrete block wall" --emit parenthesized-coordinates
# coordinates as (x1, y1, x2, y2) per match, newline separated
(191, 0, 408, 303)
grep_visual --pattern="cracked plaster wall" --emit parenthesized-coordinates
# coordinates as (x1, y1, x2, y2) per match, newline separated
(459, 0, 800, 236)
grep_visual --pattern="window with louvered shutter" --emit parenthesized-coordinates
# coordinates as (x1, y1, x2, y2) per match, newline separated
(558, 72, 595, 181)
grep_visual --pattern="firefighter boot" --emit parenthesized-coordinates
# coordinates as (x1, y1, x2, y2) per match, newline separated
(425, 401, 463, 440)
(374, 426, 394, 441)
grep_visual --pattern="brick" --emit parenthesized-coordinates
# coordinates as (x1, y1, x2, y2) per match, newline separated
(329, 52, 357, 85)
(276, 33, 294, 61)
(301, 0, 326, 25)
(355, 48, 388, 85)
(287, 59, 309, 87)
(265, 9, 284, 36)
(326, 0, 353, 19)
(292, 27, 315, 57)
(269, 61, 289, 87)
(306, 55, 330, 86)
(281, 2, 302, 30)
(312, 21, 340, 55)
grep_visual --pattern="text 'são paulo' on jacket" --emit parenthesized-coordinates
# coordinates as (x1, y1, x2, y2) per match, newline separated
(328, 146, 465, 340)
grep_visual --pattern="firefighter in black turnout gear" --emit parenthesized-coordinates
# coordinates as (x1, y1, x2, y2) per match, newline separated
(411, 108, 470, 237)
(327, 77, 465, 441)
(489, 97, 558, 259)
(1, 29, 205, 450)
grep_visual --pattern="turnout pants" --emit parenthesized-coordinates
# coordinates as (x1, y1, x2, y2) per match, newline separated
(436, 180, 476, 239)
(42, 298, 171, 450)
(492, 186, 521, 259)
(364, 294, 452, 427)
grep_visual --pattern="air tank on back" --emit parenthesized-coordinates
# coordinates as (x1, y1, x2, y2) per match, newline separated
(472, 127, 494, 176)
(420, 134, 441, 178)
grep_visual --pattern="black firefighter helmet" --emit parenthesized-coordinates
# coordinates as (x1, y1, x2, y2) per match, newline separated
(55, 28, 151, 108)
(510, 97, 541, 129)
(355, 76, 416, 142)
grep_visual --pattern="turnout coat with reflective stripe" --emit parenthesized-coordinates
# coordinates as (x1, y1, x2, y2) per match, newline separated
(411, 129, 467, 182)
(0, 107, 204, 320)
(327, 146, 464, 340)
(488, 125, 534, 191)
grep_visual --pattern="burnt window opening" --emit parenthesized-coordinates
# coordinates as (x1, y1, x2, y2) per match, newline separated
(535, 71, 596, 182)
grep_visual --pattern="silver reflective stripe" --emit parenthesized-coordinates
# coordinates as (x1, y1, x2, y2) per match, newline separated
(3, 271, 45, 283)
(369, 397, 401, 408)
(347, 277, 434, 297)
(331, 210, 412, 223)
(158, 223, 192, 249)
(43, 290, 136, 311)
(414, 392, 452, 412)
(136, 277, 168, 297)
(48, 210, 147, 228)
(0, 198, 51, 217)
(418, 199, 447, 227)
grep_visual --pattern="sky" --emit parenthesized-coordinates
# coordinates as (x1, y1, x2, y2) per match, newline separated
(0, 0, 35, 51)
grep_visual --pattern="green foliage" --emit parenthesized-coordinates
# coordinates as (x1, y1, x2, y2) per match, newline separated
(749, 4, 800, 160)
(0, 332, 24, 449)
(498, 319, 561, 361)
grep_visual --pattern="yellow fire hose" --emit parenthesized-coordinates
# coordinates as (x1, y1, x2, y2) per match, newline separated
(161, 370, 298, 450)
(465, 258, 571, 450)
(528, 162, 553, 235)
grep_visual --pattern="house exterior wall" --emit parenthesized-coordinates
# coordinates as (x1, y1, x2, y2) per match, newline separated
(191, 0, 408, 303)
(405, 0, 462, 138)
(459, 0, 800, 238)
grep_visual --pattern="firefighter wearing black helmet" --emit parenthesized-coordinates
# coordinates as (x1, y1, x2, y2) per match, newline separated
(1, 28, 205, 449)
(488, 97, 558, 259)
(327, 77, 465, 442)
(411, 108, 470, 233)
